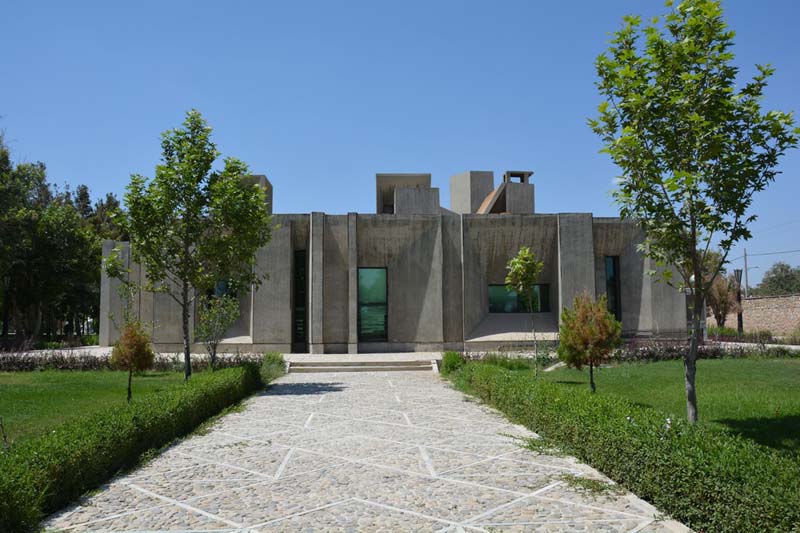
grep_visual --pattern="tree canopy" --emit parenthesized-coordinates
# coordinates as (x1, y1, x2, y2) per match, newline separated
(752, 262, 800, 297)
(590, 0, 798, 422)
(119, 109, 273, 380)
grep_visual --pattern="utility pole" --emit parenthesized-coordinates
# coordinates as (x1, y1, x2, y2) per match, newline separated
(743, 248, 749, 298)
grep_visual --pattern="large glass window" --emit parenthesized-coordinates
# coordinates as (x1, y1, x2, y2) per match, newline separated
(488, 284, 550, 313)
(358, 268, 387, 341)
(605, 256, 622, 321)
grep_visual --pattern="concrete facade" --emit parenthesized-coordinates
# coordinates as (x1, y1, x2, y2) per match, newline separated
(99, 171, 687, 352)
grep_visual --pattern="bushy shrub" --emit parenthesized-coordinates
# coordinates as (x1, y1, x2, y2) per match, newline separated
(558, 293, 622, 392)
(613, 339, 798, 363)
(0, 365, 263, 531)
(440, 351, 465, 375)
(448, 362, 800, 532)
(111, 321, 156, 402)
(80, 334, 99, 346)
(260, 351, 285, 383)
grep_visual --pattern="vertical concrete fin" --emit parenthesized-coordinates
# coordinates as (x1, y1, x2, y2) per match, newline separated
(347, 213, 358, 353)
(309, 212, 325, 353)
(557, 214, 596, 321)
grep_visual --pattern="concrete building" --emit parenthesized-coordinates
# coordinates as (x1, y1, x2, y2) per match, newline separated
(99, 171, 687, 353)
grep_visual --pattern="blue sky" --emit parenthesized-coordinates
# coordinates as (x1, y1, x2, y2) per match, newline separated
(2, 0, 798, 284)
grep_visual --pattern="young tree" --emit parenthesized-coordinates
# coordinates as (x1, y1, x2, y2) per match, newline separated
(119, 110, 272, 380)
(590, 0, 798, 422)
(557, 294, 622, 393)
(505, 246, 544, 376)
(195, 294, 240, 371)
(111, 320, 155, 403)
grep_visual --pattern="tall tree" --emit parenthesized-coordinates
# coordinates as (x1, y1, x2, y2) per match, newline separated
(119, 110, 272, 380)
(590, 0, 798, 422)
(505, 246, 544, 376)
(752, 261, 800, 296)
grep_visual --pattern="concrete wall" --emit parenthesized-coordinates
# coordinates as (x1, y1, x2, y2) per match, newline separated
(322, 215, 349, 351)
(356, 215, 444, 349)
(450, 171, 494, 214)
(504, 182, 535, 214)
(558, 214, 596, 319)
(394, 187, 441, 215)
(711, 294, 800, 335)
(461, 214, 559, 338)
(592, 218, 686, 337)
(251, 222, 293, 351)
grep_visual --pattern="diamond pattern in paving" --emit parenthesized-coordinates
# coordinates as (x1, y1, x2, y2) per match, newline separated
(45, 371, 689, 532)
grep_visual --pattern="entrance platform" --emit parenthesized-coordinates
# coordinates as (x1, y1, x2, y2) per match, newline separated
(285, 352, 440, 373)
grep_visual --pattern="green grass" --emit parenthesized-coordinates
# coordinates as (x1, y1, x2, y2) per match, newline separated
(0, 370, 187, 444)
(541, 358, 800, 454)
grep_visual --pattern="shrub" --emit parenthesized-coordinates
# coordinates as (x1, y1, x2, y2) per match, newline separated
(260, 351, 285, 383)
(448, 362, 800, 532)
(0, 365, 263, 531)
(558, 293, 622, 392)
(440, 351, 465, 375)
(111, 321, 156, 402)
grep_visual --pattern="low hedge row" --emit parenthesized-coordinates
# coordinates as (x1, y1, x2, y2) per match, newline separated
(0, 364, 265, 531)
(614, 339, 799, 363)
(448, 361, 800, 532)
(0, 351, 264, 372)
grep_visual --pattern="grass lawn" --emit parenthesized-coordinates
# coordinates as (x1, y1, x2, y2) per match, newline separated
(0, 370, 187, 444)
(541, 358, 800, 455)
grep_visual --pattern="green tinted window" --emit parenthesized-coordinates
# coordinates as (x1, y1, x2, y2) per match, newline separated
(358, 268, 387, 341)
(489, 284, 550, 313)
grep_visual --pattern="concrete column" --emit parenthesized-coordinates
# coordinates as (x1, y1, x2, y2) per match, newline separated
(557, 213, 596, 321)
(308, 212, 325, 354)
(347, 213, 358, 353)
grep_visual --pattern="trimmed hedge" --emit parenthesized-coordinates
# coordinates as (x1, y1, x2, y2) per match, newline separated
(449, 362, 800, 532)
(0, 364, 264, 531)
(440, 351, 465, 375)
(0, 351, 264, 372)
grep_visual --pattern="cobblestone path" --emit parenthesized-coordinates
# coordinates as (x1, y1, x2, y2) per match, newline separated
(46, 371, 688, 531)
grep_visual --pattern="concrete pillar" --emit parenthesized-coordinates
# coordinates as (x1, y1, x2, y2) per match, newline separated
(347, 213, 358, 353)
(557, 214, 596, 320)
(308, 212, 325, 354)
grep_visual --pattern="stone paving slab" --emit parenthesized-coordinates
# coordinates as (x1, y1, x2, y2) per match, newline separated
(45, 371, 690, 532)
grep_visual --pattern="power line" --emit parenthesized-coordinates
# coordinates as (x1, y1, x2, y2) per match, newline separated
(729, 249, 800, 262)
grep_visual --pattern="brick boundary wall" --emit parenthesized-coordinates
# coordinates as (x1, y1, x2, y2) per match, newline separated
(707, 294, 800, 336)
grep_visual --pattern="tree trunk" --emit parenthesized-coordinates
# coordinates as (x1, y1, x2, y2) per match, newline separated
(127, 368, 132, 404)
(182, 281, 192, 381)
(685, 289, 702, 424)
(589, 360, 596, 393)
(210, 343, 217, 371)
(1, 281, 9, 338)
(530, 288, 538, 379)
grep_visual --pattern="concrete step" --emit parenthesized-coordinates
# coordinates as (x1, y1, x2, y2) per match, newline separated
(290, 364, 433, 373)
(291, 360, 432, 368)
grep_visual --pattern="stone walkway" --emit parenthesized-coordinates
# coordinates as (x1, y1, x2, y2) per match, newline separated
(46, 372, 688, 532)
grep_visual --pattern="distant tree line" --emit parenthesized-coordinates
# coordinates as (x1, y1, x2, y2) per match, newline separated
(0, 133, 125, 346)
(749, 261, 800, 297)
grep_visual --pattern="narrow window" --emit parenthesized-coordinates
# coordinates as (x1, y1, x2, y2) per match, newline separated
(292, 250, 307, 352)
(605, 256, 622, 321)
(358, 268, 388, 341)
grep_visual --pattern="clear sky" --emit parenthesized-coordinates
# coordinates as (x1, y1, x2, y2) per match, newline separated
(2, 0, 798, 284)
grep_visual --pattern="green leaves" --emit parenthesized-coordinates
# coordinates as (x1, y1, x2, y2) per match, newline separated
(121, 109, 273, 301)
(590, 0, 798, 300)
